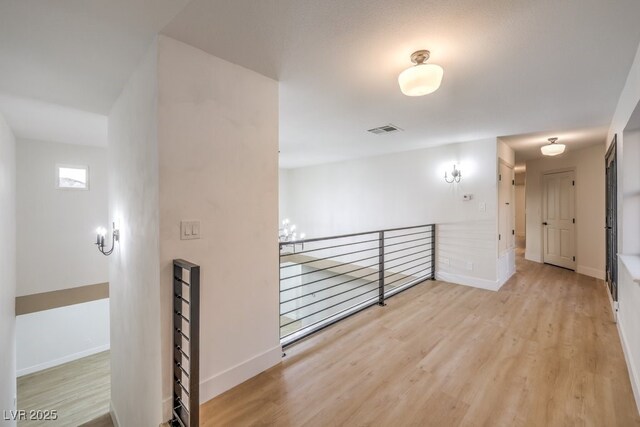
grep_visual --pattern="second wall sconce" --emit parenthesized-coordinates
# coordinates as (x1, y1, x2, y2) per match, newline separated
(445, 164, 461, 183)
(95, 222, 120, 256)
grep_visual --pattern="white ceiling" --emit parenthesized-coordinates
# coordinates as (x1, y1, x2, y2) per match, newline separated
(0, 94, 107, 146)
(0, 0, 190, 114)
(163, 0, 640, 168)
(1, 1, 640, 164)
(500, 126, 608, 165)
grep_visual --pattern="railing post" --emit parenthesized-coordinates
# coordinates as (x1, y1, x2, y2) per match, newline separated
(378, 230, 386, 306)
(431, 224, 436, 280)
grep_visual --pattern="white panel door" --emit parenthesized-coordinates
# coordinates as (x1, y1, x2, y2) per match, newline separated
(542, 171, 576, 270)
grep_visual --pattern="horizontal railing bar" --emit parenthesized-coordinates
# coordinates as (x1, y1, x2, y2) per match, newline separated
(174, 277, 191, 287)
(176, 328, 190, 342)
(384, 241, 432, 257)
(280, 268, 380, 304)
(383, 273, 432, 299)
(175, 396, 190, 414)
(280, 277, 378, 316)
(385, 265, 432, 288)
(174, 294, 190, 305)
(280, 244, 381, 269)
(382, 229, 431, 240)
(280, 287, 379, 328)
(280, 297, 379, 343)
(383, 236, 431, 249)
(175, 311, 190, 323)
(280, 223, 434, 246)
(280, 237, 381, 257)
(176, 346, 190, 361)
(280, 259, 380, 292)
(383, 261, 431, 283)
(384, 247, 431, 266)
(383, 254, 432, 276)
(175, 377, 190, 396)
(281, 251, 380, 280)
(175, 362, 190, 378)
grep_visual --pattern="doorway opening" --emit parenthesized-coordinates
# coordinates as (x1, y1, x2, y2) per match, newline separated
(542, 170, 576, 270)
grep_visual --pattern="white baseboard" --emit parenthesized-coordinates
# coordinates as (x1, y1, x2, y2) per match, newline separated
(17, 344, 110, 377)
(436, 271, 501, 292)
(199, 345, 282, 404)
(577, 265, 605, 280)
(617, 317, 640, 415)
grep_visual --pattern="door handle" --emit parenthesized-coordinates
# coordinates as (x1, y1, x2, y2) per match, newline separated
(542, 222, 548, 225)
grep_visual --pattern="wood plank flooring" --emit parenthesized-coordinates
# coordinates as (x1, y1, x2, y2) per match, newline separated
(17, 351, 111, 427)
(200, 252, 640, 426)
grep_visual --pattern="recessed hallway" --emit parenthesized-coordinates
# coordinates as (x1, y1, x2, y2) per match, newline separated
(200, 254, 640, 426)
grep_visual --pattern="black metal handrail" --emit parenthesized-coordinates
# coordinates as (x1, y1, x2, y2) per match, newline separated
(171, 259, 200, 427)
(279, 223, 436, 347)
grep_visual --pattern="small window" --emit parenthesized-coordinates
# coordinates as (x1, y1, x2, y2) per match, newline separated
(56, 165, 89, 190)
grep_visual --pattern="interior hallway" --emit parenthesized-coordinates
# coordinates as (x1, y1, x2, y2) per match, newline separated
(200, 251, 640, 426)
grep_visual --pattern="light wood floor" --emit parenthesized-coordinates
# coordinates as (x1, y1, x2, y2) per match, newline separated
(17, 351, 112, 427)
(200, 252, 640, 426)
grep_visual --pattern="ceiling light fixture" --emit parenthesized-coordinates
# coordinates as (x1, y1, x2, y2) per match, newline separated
(541, 137, 565, 156)
(398, 50, 444, 96)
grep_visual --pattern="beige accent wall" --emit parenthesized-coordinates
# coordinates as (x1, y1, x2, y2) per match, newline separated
(525, 143, 606, 279)
(15, 282, 108, 315)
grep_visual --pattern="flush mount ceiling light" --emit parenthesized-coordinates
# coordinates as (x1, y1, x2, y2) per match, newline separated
(398, 50, 444, 96)
(541, 137, 566, 156)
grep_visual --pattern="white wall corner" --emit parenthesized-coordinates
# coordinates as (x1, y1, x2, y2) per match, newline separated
(617, 319, 640, 415)
(198, 345, 282, 405)
(576, 265, 605, 280)
(436, 271, 502, 292)
(109, 402, 121, 427)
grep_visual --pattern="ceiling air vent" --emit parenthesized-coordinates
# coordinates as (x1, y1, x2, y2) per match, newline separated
(367, 124, 403, 135)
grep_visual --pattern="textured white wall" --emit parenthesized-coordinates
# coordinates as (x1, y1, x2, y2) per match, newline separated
(525, 144, 606, 279)
(16, 139, 108, 296)
(16, 299, 110, 376)
(609, 39, 640, 411)
(157, 36, 281, 413)
(0, 113, 17, 423)
(281, 138, 500, 289)
(108, 39, 163, 427)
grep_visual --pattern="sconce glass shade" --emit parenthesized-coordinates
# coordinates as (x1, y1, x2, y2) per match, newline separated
(541, 143, 565, 156)
(398, 63, 444, 96)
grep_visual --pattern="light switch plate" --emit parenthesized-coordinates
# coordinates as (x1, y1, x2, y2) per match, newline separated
(479, 202, 486, 212)
(181, 221, 201, 240)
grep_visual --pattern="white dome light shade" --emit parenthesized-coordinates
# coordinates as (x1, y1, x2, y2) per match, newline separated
(540, 144, 565, 156)
(398, 63, 444, 96)
(541, 137, 565, 156)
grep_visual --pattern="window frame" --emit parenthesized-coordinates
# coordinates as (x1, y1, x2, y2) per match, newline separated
(55, 164, 90, 191)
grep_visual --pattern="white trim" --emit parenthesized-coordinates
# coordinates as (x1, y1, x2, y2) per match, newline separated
(436, 271, 502, 292)
(199, 345, 282, 404)
(109, 402, 120, 427)
(617, 316, 640, 415)
(16, 344, 109, 377)
(576, 265, 605, 280)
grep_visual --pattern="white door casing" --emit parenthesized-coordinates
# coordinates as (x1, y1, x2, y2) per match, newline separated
(542, 170, 576, 270)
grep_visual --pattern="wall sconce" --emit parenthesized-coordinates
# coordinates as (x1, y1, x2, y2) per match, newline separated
(444, 164, 461, 183)
(95, 222, 119, 256)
